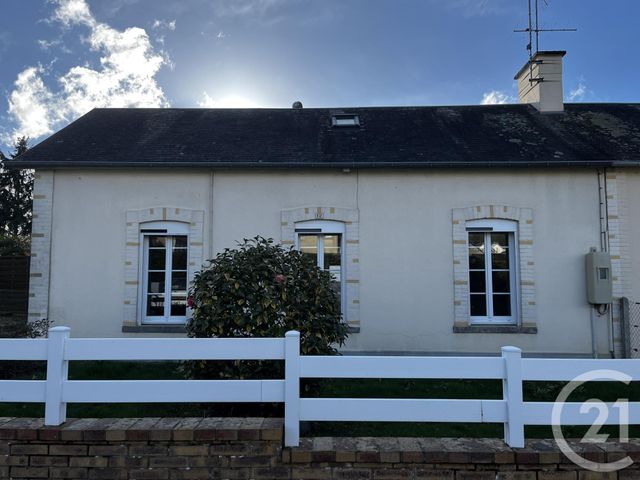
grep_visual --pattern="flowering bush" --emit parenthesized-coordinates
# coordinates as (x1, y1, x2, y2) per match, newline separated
(183, 236, 348, 382)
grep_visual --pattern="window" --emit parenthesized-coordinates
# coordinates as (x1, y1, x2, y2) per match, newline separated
(295, 220, 346, 319)
(467, 219, 518, 324)
(140, 222, 189, 324)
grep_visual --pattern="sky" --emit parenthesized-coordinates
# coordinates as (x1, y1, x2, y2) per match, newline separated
(0, 0, 639, 151)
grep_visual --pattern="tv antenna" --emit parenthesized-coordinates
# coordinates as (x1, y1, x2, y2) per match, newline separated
(514, 0, 576, 81)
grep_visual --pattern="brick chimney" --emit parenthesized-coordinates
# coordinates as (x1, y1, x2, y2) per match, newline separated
(514, 51, 566, 113)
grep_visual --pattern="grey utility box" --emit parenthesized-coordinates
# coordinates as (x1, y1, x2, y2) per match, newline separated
(586, 251, 613, 305)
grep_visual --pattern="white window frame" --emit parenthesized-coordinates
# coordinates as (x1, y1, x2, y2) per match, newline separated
(294, 220, 347, 321)
(138, 221, 190, 325)
(466, 218, 519, 325)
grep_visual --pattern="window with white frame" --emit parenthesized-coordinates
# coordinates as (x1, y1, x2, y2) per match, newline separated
(295, 220, 346, 319)
(140, 221, 189, 324)
(467, 219, 518, 324)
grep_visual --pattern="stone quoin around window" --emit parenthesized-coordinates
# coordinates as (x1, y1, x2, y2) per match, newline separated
(281, 206, 360, 333)
(452, 205, 536, 333)
(122, 207, 204, 333)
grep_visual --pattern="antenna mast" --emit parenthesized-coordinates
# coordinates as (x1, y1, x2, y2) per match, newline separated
(514, 0, 576, 83)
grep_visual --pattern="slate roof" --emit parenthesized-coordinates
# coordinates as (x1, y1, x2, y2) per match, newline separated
(10, 103, 640, 169)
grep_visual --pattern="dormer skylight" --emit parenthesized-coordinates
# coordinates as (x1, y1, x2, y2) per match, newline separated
(331, 114, 360, 127)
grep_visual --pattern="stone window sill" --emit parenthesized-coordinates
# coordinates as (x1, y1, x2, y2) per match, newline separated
(453, 324, 537, 334)
(122, 324, 186, 334)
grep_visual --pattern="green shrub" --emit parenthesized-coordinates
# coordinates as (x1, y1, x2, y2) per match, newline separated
(0, 317, 51, 380)
(183, 237, 348, 381)
(0, 233, 30, 256)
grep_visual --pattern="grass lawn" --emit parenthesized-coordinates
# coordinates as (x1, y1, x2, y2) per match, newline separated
(2, 360, 639, 438)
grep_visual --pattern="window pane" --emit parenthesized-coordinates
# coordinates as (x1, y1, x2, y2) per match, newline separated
(147, 272, 165, 293)
(493, 294, 511, 316)
(148, 249, 166, 270)
(171, 272, 187, 293)
(323, 234, 340, 251)
(469, 250, 485, 269)
(327, 266, 342, 283)
(299, 235, 318, 264)
(470, 294, 487, 316)
(492, 249, 509, 269)
(468, 232, 485, 247)
(323, 234, 341, 272)
(492, 271, 511, 293)
(149, 236, 166, 247)
(171, 296, 187, 316)
(469, 271, 486, 293)
(146, 294, 164, 316)
(491, 233, 509, 249)
(172, 248, 187, 270)
(174, 236, 187, 248)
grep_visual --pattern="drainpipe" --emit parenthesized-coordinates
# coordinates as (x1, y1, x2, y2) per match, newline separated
(209, 171, 214, 259)
(597, 168, 615, 357)
(46, 171, 56, 323)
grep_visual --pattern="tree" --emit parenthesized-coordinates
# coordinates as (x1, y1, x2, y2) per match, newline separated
(0, 137, 33, 236)
(183, 236, 348, 382)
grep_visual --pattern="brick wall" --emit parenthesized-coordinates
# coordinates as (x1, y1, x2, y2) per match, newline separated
(1, 418, 638, 479)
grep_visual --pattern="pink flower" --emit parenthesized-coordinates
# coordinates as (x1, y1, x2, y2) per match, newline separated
(187, 297, 194, 308)
(274, 274, 285, 284)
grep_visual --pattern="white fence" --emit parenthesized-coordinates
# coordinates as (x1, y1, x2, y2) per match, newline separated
(2, 326, 640, 448)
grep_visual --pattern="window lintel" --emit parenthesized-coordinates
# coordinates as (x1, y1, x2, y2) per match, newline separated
(140, 220, 189, 235)
(294, 219, 345, 234)
(466, 218, 517, 233)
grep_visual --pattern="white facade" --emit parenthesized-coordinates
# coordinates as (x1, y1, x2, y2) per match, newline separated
(28, 167, 640, 356)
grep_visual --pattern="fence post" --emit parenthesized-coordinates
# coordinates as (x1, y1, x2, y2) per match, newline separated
(284, 330, 301, 447)
(501, 346, 524, 448)
(45, 326, 70, 425)
(621, 297, 631, 358)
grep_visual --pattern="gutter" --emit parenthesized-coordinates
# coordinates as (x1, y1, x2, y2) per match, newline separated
(613, 161, 640, 167)
(5, 160, 621, 169)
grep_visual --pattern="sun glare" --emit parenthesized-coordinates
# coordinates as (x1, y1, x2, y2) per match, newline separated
(199, 92, 260, 108)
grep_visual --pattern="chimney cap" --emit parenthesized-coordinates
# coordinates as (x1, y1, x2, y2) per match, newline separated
(292, 101, 303, 109)
(514, 50, 567, 80)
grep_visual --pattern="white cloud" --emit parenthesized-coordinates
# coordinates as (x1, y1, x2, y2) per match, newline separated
(198, 92, 216, 107)
(37, 39, 60, 50)
(480, 90, 514, 105)
(97, 0, 140, 18)
(37, 38, 73, 54)
(151, 19, 176, 46)
(52, 0, 94, 27)
(152, 19, 176, 31)
(212, 0, 293, 18)
(568, 81, 587, 102)
(6, 0, 169, 142)
(7, 67, 65, 140)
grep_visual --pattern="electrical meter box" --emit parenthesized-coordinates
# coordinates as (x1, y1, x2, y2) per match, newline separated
(586, 251, 613, 305)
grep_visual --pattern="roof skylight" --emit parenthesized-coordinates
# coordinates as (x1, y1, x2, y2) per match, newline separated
(331, 114, 360, 127)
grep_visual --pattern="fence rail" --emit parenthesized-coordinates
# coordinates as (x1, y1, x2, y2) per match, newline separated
(1, 326, 639, 448)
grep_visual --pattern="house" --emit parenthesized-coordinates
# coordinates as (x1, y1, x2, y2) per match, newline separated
(11, 51, 640, 357)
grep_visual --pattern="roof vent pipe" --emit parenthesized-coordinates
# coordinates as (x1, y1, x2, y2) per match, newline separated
(292, 101, 303, 109)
